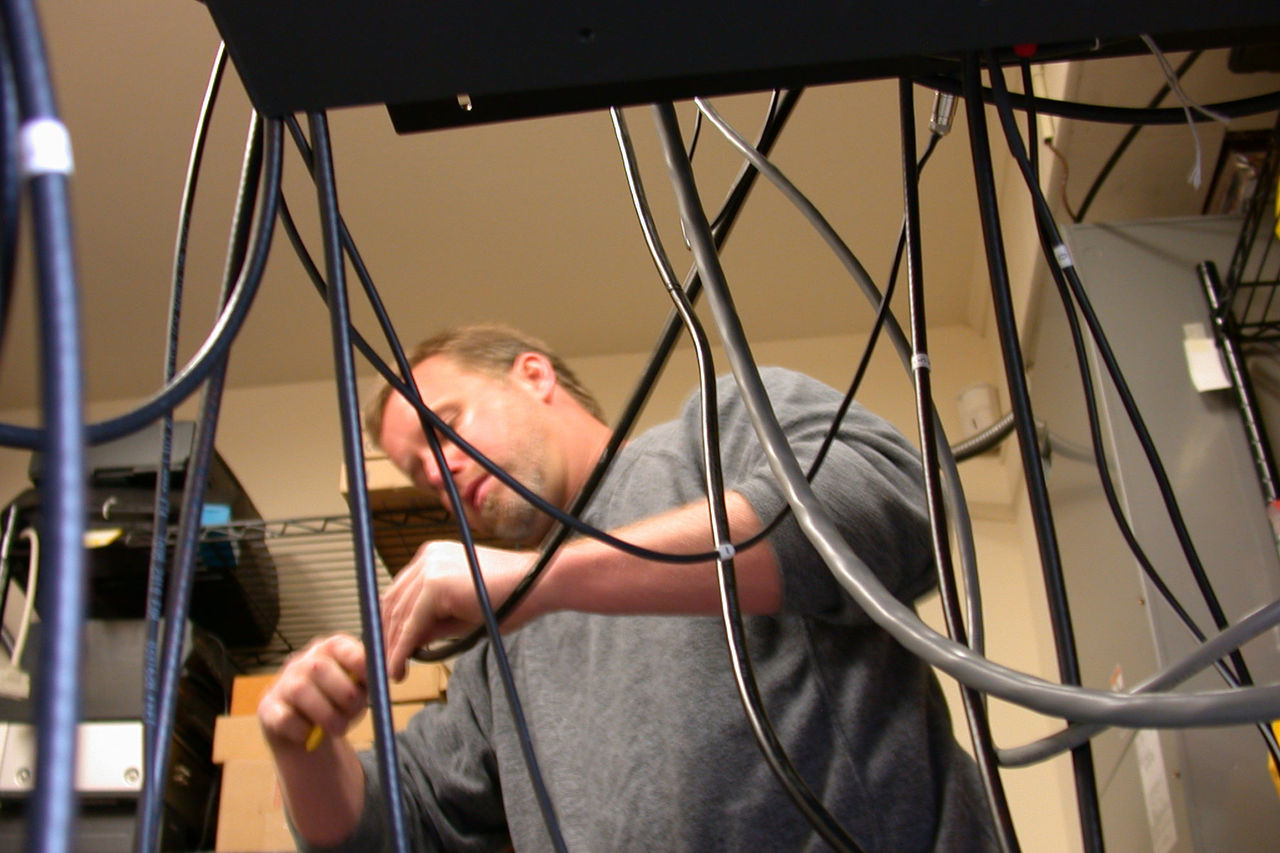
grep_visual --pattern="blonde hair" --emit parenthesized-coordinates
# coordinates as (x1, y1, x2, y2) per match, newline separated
(364, 324, 604, 447)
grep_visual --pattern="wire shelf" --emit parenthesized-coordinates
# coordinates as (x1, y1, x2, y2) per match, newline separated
(1220, 116, 1280, 346)
(124, 507, 459, 670)
(1202, 113, 1280, 506)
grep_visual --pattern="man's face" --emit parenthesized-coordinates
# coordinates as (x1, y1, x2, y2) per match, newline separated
(378, 355, 562, 547)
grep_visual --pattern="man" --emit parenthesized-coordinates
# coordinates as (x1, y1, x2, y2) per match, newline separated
(258, 324, 997, 851)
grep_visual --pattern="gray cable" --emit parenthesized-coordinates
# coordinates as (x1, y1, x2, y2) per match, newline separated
(1000, 597, 1280, 765)
(691, 97, 985, 655)
(664, 103, 1280, 729)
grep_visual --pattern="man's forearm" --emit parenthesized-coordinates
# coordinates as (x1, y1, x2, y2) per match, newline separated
(274, 735, 369, 848)
(540, 491, 783, 617)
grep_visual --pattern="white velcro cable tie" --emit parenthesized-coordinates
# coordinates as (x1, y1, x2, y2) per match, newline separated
(716, 543, 736, 561)
(1053, 243, 1074, 270)
(20, 118, 74, 178)
(911, 354, 932, 372)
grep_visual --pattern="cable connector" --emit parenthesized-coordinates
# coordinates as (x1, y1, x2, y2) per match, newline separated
(929, 92, 957, 137)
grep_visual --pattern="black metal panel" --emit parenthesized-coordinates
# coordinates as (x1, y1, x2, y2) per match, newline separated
(200, 0, 1280, 131)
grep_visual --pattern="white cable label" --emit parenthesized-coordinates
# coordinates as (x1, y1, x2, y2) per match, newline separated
(716, 543, 736, 561)
(911, 354, 931, 372)
(20, 118, 74, 178)
(1053, 243, 1073, 270)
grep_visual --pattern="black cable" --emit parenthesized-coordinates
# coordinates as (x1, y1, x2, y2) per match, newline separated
(1074, 50, 1203, 223)
(898, 77, 1020, 853)
(1019, 61, 1039, 184)
(138, 43, 227, 853)
(1001, 44, 1279, 759)
(0, 96, 273, 453)
(962, 52, 1106, 853)
(285, 114, 566, 851)
(921, 74, 1280, 126)
(622, 104, 866, 853)
(686, 102, 703, 163)
(419, 94, 948, 666)
(653, 98, 870, 853)
(137, 111, 277, 853)
(306, 110, 418, 853)
(742, 133, 939, 554)
(985, 57, 1280, 768)
(690, 92, 989, 670)
(982, 53, 1256, 690)
(0, 13, 19, 331)
(279, 95, 809, 680)
(409, 91, 806, 662)
(0, 0, 85, 850)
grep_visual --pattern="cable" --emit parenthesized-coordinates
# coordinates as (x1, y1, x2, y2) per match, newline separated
(919, 74, 1280, 126)
(897, 78, 1019, 853)
(275, 180, 567, 850)
(0, 102, 276, 452)
(285, 111, 566, 851)
(0, 505, 15, 645)
(306, 110, 419, 853)
(625, 104, 867, 853)
(1000, 597, 1280, 766)
(963, 53, 1105, 853)
(688, 94, 986, 667)
(1073, 50, 1202, 222)
(136, 113, 281, 853)
(279, 76, 1280, 746)
(668, 81, 1280, 732)
(1, 0, 88, 848)
(410, 91, 805, 663)
(9, 527, 36, 668)
(284, 97, 866, 847)
(0, 14, 19, 333)
(985, 53, 1280, 770)
(138, 43, 227, 853)
(275, 96, 808, 614)
(644, 81, 1262, 729)
(986, 52, 1259, 688)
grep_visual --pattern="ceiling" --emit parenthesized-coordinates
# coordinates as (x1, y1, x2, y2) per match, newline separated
(0, 2, 1277, 412)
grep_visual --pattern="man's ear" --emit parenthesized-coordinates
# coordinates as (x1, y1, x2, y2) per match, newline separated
(509, 352, 557, 402)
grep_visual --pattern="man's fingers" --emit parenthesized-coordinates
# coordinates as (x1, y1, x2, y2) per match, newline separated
(259, 635, 370, 750)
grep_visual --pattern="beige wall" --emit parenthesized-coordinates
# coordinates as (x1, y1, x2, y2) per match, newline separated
(0, 323, 1077, 851)
(0, 322, 1009, 517)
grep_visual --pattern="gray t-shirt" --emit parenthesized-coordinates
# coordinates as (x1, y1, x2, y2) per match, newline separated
(302, 368, 997, 852)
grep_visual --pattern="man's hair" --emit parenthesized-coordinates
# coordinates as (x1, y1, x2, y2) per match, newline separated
(364, 323, 605, 447)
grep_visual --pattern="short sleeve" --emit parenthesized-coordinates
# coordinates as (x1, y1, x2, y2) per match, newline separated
(685, 368, 935, 624)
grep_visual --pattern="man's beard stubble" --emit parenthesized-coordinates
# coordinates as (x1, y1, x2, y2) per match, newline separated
(479, 468, 546, 547)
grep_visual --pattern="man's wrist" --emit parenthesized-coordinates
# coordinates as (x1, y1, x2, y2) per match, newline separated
(527, 539, 598, 616)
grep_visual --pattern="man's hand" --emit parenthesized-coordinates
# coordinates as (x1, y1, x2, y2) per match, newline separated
(258, 634, 369, 752)
(256, 634, 371, 846)
(382, 541, 538, 680)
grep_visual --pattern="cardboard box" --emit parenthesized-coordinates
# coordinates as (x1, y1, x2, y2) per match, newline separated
(214, 760, 294, 853)
(229, 662, 448, 716)
(213, 665, 447, 852)
(339, 454, 465, 572)
(339, 453, 432, 513)
(213, 703, 425, 764)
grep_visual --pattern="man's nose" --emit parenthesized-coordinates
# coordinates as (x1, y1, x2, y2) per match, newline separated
(420, 441, 465, 494)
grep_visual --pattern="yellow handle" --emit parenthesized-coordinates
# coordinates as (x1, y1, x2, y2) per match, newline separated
(305, 666, 363, 751)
